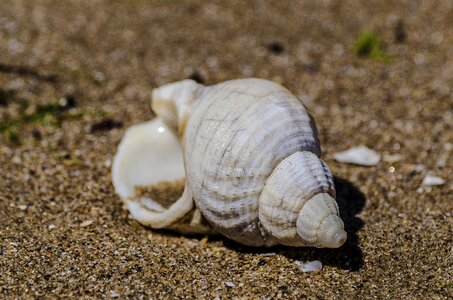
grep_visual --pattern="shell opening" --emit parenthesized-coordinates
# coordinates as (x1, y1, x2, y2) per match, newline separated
(112, 117, 192, 228)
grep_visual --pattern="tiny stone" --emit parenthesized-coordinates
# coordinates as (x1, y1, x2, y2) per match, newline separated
(48, 224, 57, 229)
(421, 174, 445, 186)
(80, 220, 94, 227)
(383, 154, 403, 163)
(414, 53, 425, 65)
(412, 164, 426, 172)
(257, 259, 266, 266)
(110, 291, 120, 298)
(224, 281, 235, 288)
(18, 205, 28, 210)
(333, 145, 381, 166)
(436, 154, 448, 167)
(104, 159, 112, 168)
(430, 32, 444, 45)
(261, 252, 277, 257)
(12, 156, 21, 164)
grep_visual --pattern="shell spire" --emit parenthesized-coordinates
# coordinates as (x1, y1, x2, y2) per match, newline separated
(258, 151, 346, 248)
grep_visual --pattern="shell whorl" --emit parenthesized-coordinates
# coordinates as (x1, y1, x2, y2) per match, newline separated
(183, 79, 322, 246)
(259, 151, 345, 248)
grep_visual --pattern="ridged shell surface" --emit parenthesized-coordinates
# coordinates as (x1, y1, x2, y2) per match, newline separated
(183, 79, 321, 246)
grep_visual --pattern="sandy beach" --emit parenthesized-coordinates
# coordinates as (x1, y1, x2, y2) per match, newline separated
(0, 0, 452, 298)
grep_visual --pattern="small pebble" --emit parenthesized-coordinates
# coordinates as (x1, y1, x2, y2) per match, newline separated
(18, 205, 28, 210)
(80, 220, 94, 227)
(48, 224, 57, 230)
(104, 159, 112, 168)
(383, 154, 403, 163)
(444, 143, 453, 151)
(421, 175, 445, 186)
(110, 291, 120, 298)
(412, 164, 426, 172)
(12, 156, 21, 164)
(257, 259, 266, 266)
(333, 145, 381, 166)
(224, 281, 235, 288)
(295, 260, 323, 272)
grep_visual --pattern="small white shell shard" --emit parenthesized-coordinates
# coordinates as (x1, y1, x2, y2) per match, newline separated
(421, 174, 445, 186)
(295, 260, 323, 272)
(333, 145, 381, 166)
(383, 153, 403, 163)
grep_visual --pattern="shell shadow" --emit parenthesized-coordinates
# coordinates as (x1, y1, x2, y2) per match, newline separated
(221, 176, 366, 271)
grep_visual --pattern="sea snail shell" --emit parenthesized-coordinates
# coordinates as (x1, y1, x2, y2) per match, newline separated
(112, 78, 346, 248)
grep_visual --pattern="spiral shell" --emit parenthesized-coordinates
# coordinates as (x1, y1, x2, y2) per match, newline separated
(112, 78, 346, 248)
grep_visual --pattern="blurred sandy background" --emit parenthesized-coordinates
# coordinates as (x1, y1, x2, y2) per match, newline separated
(0, 0, 452, 298)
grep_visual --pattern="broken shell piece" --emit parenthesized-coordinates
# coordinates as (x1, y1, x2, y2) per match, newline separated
(18, 205, 28, 210)
(383, 154, 403, 163)
(80, 220, 94, 227)
(333, 145, 381, 166)
(112, 118, 192, 228)
(421, 174, 445, 186)
(295, 260, 323, 272)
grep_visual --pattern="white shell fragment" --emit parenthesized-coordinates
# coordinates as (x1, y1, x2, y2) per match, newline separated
(295, 260, 323, 272)
(383, 154, 403, 163)
(112, 78, 347, 248)
(421, 174, 445, 186)
(80, 220, 94, 227)
(333, 145, 381, 166)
